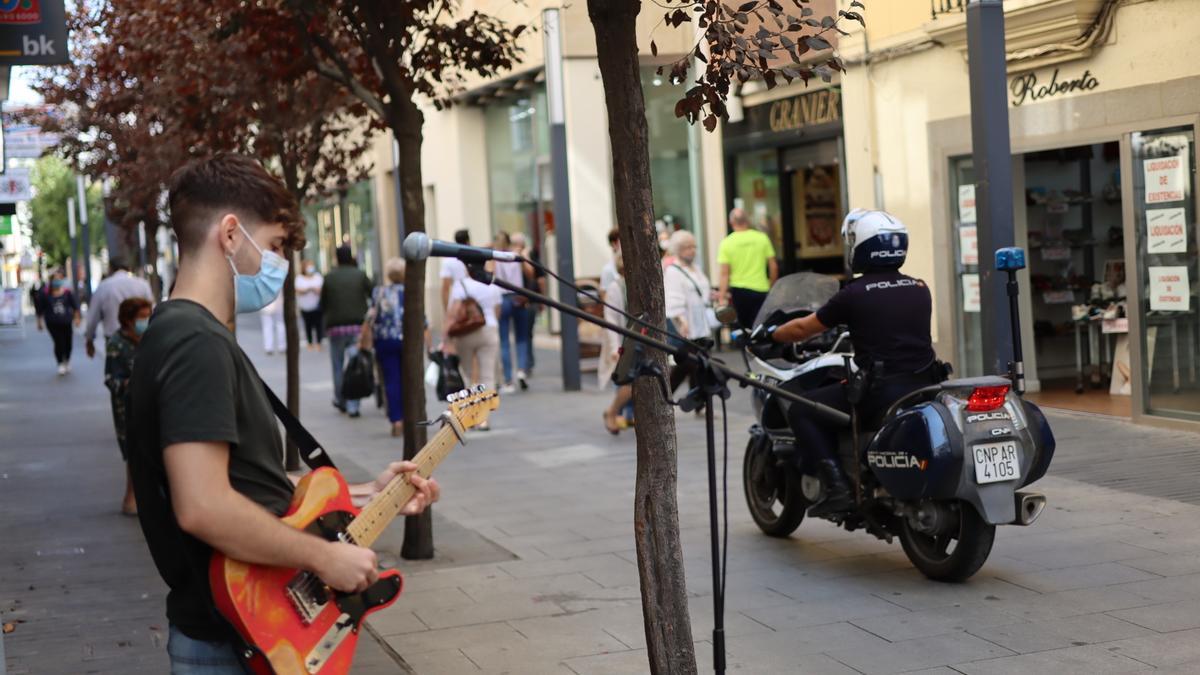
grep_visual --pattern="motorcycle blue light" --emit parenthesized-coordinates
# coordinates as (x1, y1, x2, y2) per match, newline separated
(966, 385, 1010, 412)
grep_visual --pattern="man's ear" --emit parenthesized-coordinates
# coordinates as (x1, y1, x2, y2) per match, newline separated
(216, 213, 240, 257)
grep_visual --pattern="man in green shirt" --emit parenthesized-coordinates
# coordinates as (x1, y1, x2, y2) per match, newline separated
(717, 207, 779, 328)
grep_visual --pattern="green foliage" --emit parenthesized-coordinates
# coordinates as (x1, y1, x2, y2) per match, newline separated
(29, 156, 104, 266)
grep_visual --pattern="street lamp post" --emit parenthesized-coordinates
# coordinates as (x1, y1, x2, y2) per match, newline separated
(966, 0, 1017, 377)
(67, 197, 77, 296)
(76, 175, 90, 299)
(542, 7, 582, 391)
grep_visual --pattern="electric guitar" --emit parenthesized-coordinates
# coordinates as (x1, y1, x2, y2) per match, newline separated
(209, 386, 498, 675)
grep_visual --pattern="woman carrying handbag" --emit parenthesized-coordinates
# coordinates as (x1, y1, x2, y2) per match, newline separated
(445, 276, 502, 430)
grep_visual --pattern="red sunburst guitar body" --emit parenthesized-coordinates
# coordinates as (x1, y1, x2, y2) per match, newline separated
(209, 387, 498, 675)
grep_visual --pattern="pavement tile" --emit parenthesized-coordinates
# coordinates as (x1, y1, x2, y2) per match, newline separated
(849, 603, 1020, 642)
(741, 593, 908, 631)
(382, 622, 525, 653)
(396, 648, 480, 674)
(1003, 542, 1160, 570)
(498, 553, 633, 580)
(967, 613, 1152, 653)
(867, 571, 1040, 612)
(1109, 599, 1200, 632)
(1100, 628, 1200, 667)
(415, 595, 565, 630)
(998, 562, 1160, 593)
(367, 608, 428, 636)
(825, 632, 1013, 674)
(953, 644, 1149, 675)
(457, 572, 604, 603)
(728, 652, 862, 674)
(723, 621, 891, 661)
(982, 586, 1158, 622)
(1122, 551, 1200, 577)
(1113, 571, 1200, 602)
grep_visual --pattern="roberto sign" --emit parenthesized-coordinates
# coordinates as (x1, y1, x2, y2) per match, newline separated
(0, 0, 68, 65)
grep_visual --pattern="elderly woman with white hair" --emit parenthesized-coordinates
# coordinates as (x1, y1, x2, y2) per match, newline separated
(664, 229, 716, 397)
(366, 257, 410, 436)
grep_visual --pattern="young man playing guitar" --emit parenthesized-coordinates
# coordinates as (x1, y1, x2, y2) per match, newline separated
(128, 154, 439, 674)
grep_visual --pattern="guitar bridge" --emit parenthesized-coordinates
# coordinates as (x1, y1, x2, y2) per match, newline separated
(285, 572, 329, 625)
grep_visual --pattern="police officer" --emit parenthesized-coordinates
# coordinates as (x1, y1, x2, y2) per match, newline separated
(769, 210, 940, 516)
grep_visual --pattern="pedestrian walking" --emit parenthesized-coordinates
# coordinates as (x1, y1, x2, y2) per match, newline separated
(599, 228, 620, 301)
(105, 296, 152, 515)
(601, 253, 633, 435)
(366, 258, 408, 437)
(717, 207, 779, 329)
(36, 269, 81, 375)
(322, 245, 373, 417)
(84, 261, 154, 359)
(126, 154, 437, 672)
(665, 230, 716, 400)
(446, 276, 502, 430)
(296, 259, 324, 350)
(259, 294, 286, 355)
(439, 228, 471, 310)
(496, 232, 534, 393)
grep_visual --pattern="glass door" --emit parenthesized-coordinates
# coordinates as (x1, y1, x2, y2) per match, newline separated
(951, 156, 983, 377)
(1133, 126, 1199, 419)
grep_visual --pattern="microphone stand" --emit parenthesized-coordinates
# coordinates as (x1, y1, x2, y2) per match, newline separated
(464, 262, 849, 675)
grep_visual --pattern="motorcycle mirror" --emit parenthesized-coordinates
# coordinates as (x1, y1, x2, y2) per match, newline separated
(714, 305, 738, 325)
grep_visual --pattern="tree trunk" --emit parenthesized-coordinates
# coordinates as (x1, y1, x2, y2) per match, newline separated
(388, 95, 434, 560)
(587, 1, 697, 673)
(281, 161, 304, 471)
(283, 253, 301, 471)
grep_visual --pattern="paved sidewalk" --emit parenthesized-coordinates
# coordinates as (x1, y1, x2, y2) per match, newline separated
(9, 312, 1200, 673)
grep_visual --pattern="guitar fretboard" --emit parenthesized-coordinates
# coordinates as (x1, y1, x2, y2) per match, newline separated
(346, 424, 459, 548)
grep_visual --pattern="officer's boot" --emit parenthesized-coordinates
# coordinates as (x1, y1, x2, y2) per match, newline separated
(809, 458, 855, 517)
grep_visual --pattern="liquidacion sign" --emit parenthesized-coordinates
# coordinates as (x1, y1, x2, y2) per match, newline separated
(1009, 68, 1099, 107)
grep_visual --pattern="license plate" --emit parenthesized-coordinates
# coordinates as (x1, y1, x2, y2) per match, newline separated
(972, 441, 1019, 484)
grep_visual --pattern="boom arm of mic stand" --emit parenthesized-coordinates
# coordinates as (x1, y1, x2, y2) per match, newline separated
(471, 266, 852, 427)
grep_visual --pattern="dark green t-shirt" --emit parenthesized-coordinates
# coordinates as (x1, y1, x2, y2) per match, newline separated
(127, 299, 294, 641)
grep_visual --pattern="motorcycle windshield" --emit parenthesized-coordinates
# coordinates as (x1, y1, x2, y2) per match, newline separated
(753, 272, 841, 328)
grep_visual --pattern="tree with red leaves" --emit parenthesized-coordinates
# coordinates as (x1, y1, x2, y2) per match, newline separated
(32, 0, 373, 467)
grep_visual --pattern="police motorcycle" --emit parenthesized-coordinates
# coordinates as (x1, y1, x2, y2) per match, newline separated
(737, 251, 1056, 582)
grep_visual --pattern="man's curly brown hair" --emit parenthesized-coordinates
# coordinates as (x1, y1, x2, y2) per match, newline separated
(168, 154, 304, 254)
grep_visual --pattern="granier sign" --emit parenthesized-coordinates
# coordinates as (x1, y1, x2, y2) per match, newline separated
(0, 0, 68, 65)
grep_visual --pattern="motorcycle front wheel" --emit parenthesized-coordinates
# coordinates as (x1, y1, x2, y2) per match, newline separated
(742, 435, 807, 537)
(899, 501, 995, 582)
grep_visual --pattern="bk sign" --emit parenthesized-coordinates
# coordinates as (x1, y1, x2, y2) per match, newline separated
(0, 1, 41, 25)
(0, 0, 65, 64)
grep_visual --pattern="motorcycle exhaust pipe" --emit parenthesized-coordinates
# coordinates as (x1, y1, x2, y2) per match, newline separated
(1013, 492, 1047, 526)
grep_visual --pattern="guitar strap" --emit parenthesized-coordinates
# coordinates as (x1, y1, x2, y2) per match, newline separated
(261, 380, 338, 471)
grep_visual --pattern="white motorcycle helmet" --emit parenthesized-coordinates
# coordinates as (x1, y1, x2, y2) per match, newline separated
(842, 209, 909, 273)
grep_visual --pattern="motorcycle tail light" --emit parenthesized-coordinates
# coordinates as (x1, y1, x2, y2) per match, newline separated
(966, 385, 1010, 412)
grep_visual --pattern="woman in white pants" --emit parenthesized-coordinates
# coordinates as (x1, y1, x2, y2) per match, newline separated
(447, 277, 502, 430)
(260, 295, 286, 355)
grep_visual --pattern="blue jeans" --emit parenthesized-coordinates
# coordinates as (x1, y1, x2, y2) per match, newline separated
(376, 338, 404, 423)
(329, 331, 361, 414)
(498, 294, 532, 383)
(167, 625, 245, 674)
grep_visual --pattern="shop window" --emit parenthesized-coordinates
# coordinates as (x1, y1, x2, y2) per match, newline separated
(642, 67, 695, 232)
(485, 87, 551, 244)
(734, 149, 783, 252)
(1133, 127, 1198, 420)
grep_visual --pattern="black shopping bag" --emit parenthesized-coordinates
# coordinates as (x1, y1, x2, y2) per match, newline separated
(342, 349, 376, 401)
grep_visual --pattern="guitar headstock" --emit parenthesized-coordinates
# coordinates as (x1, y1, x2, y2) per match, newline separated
(447, 385, 500, 431)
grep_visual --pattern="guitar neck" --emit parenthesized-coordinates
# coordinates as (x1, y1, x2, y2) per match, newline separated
(346, 424, 459, 548)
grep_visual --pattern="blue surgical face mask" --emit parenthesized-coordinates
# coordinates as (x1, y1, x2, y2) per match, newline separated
(227, 222, 289, 314)
(51, 279, 66, 289)
(134, 318, 150, 336)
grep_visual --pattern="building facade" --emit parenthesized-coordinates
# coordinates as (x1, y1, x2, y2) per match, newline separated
(838, 0, 1200, 426)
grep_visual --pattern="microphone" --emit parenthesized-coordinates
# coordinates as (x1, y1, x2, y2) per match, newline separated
(401, 232, 518, 264)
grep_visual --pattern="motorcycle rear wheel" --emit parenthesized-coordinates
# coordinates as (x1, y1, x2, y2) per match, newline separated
(742, 435, 807, 537)
(899, 502, 995, 582)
